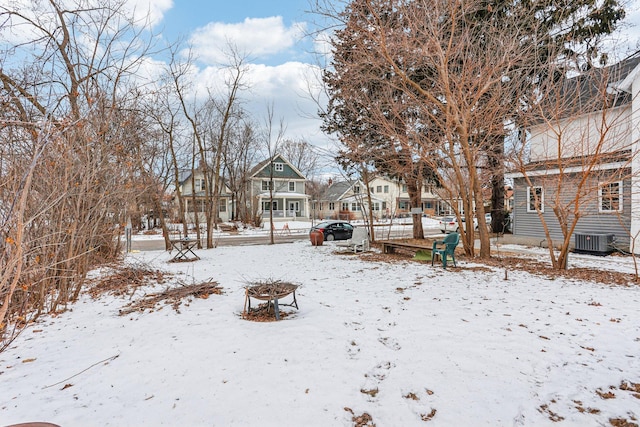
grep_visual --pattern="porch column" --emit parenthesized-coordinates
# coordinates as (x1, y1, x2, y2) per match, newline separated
(284, 197, 288, 218)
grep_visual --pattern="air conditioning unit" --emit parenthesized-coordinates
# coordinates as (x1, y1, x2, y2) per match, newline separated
(574, 232, 615, 255)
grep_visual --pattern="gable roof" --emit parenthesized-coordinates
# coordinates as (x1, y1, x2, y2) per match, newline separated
(609, 50, 640, 92)
(249, 155, 306, 180)
(531, 52, 640, 123)
(321, 180, 360, 201)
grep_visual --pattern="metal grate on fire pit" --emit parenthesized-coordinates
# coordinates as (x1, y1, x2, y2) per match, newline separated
(246, 281, 298, 300)
(243, 280, 299, 320)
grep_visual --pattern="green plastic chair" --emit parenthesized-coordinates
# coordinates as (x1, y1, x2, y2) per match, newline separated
(431, 233, 460, 269)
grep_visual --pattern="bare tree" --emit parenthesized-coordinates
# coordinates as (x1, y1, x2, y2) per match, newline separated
(0, 0, 157, 345)
(262, 104, 287, 244)
(279, 139, 321, 179)
(223, 121, 260, 223)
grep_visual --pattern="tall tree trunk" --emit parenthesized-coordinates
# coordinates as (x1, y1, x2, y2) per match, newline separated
(407, 177, 425, 239)
(489, 135, 505, 233)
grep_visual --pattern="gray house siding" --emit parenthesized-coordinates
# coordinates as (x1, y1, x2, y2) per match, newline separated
(512, 174, 631, 250)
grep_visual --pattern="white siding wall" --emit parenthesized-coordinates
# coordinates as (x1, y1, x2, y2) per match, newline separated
(529, 106, 632, 162)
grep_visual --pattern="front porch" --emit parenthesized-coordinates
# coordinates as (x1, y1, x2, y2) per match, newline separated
(258, 192, 310, 221)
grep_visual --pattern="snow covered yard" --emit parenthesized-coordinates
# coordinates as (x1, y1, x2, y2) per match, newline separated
(1, 241, 639, 426)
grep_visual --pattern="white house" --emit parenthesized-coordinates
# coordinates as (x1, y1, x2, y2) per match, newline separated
(176, 168, 232, 224)
(315, 175, 448, 221)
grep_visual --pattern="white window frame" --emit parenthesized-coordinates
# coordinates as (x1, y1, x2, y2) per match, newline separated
(329, 202, 335, 210)
(261, 180, 273, 191)
(527, 186, 544, 213)
(288, 181, 295, 192)
(274, 162, 284, 172)
(599, 181, 623, 213)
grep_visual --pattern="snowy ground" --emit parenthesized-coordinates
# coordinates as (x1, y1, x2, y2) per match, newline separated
(1, 238, 639, 426)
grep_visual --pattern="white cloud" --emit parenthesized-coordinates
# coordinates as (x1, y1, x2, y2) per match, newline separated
(189, 16, 306, 64)
(190, 60, 329, 149)
(125, 0, 173, 28)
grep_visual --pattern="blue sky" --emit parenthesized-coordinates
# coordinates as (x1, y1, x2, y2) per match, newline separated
(138, 0, 334, 156)
(138, 0, 640, 159)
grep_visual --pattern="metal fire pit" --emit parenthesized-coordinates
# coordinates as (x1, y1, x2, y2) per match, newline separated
(244, 281, 299, 320)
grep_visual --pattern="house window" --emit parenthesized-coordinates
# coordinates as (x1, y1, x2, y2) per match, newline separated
(342, 202, 349, 211)
(219, 199, 227, 212)
(376, 186, 382, 193)
(354, 185, 360, 194)
(527, 186, 544, 212)
(274, 162, 284, 172)
(329, 202, 335, 210)
(384, 185, 389, 193)
(372, 202, 380, 211)
(289, 182, 295, 192)
(599, 181, 622, 213)
(195, 179, 205, 192)
(261, 180, 273, 191)
(351, 202, 361, 211)
(262, 201, 278, 211)
(402, 184, 407, 192)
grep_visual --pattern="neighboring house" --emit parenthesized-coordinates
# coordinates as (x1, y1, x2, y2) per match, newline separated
(314, 179, 380, 220)
(315, 176, 448, 220)
(506, 53, 640, 253)
(177, 168, 232, 224)
(248, 155, 310, 222)
(368, 176, 448, 217)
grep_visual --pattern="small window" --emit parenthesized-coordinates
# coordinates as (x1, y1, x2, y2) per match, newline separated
(351, 202, 361, 211)
(274, 163, 284, 172)
(262, 201, 277, 211)
(329, 202, 335, 210)
(261, 180, 273, 191)
(527, 186, 544, 212)
(402, 184, 407, 192)
(384, 185, 389, 193)
(599, 181, 622, 213)
(219, 199, 227, 212)
(376, 186, 382, 193)
(289, 182, 295, 192)
(354, 185, 360, 194)
(342, 202, 349, 211)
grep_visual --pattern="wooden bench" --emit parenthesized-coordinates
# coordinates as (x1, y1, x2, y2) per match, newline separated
(381, 240, 433, 256)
